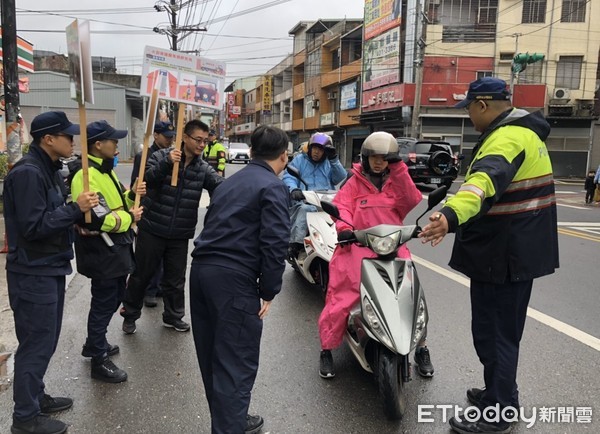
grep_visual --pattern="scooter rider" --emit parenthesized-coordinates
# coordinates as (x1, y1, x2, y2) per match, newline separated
(317, 132, 435, 379)
(282, 132, 347, 259)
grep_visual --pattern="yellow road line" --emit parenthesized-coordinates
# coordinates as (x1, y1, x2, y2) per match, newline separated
(557, 228, 600, 242)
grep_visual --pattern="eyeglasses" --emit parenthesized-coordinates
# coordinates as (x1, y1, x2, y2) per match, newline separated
(463, 101, 474, 112)
(51, 133, 74, 143)
(186, 134, 209, 145)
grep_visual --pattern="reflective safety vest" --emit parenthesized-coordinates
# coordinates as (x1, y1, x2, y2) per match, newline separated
(441, 109, 559, 283)
(203, 140, 226, 173)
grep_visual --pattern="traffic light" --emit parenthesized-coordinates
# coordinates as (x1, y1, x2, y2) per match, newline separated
(512, 53, 545, 73)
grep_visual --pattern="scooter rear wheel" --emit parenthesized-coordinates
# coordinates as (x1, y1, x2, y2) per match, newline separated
(377, 346, 406, 420)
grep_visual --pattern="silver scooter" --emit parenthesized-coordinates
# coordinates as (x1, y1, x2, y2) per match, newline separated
(320, 186, 447, 420)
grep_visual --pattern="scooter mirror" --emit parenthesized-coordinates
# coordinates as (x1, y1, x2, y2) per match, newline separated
(286, 166, 308, 189)
(320, 200, 340, 219)
(427, 185, 448, 210)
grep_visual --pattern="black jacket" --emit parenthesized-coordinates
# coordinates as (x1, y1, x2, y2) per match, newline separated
(138, 147, 223, 239)
(3, 145, 82, 275)
(192, 160, 291, 301)
(130, 142, 161, 187)
(585, 175, 596, 191)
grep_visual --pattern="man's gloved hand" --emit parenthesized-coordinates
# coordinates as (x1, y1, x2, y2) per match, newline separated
(385, 154, 402, 165)
(290, 189, 305, 201)
(337, 230, 355, 243)
(325, 146, 338, 160)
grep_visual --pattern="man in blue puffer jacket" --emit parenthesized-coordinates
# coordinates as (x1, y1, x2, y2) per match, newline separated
(282, 132, 347, 258)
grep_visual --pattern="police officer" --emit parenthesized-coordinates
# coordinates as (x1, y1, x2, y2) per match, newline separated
(70, 121, 145, 383)
(420, 77, 559, 434)
(130, 121, 175, 308)
(203, 129, 227, 176)
(190, 125, 291, 434)
(3, 111, 98, 434)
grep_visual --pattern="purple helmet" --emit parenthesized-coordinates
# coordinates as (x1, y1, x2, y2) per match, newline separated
(308, 132, 332, 149)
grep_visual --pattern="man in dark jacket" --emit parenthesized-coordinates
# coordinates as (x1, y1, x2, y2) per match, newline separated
(190, 125, 291, 434)
(130, 121, 175, 308)
(420, 77, 559, 434)
(120, 119, 223, 334)
(3, 111, 98, 434)
(71, 121, 145, 384)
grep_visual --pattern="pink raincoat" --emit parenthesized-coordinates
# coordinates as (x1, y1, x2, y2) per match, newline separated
(318, 161, 422, 350)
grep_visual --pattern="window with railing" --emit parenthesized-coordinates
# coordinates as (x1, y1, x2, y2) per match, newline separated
(438, 0, 498, 43)
(555, 55, 583, 89)
(305, 50, 322, 80)
(522, 0, 546, 23)
(561, 0, 586, 22)
(518, 62, 543, 84)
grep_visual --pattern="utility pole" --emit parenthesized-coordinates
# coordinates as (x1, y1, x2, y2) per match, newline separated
(153, 0, 207, 123)
(508, 33, 522, 102)
(1, 0, 22, 167)
(410, 0, 428, 139)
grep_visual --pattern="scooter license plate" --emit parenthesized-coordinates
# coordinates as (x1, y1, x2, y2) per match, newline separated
(430, 178, 441, 184)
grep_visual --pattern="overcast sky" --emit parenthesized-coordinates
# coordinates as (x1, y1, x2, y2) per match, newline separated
(16, 0, 365, 82)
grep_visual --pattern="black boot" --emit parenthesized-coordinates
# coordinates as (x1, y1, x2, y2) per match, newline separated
(91, 356, 128, 383)
(245, 414, 264, 434)
(39, 394, 73, 414)
(319, 350, 335, 379)
(11, 415, 67, 434)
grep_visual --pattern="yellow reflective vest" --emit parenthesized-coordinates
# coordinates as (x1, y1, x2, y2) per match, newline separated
(439, 109, 559, 283)
(203, 140, 226, 173)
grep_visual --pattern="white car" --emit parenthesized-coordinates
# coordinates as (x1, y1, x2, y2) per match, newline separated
(227, 142, 250, 164)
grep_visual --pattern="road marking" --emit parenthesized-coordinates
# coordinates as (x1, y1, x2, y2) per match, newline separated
(557, 228, 600, 242)
(557, 203, 589, 210)
(558, 222, 600, 226)
(412, 255, 600, 352)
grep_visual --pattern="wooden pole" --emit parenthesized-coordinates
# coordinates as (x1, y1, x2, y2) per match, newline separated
(170, 102, 186, 186)
(78, 103, 91, 223)
(133, 88, 160, 212)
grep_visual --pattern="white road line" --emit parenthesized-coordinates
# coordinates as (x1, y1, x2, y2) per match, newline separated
(558, 222, 600, 227)
(412, 255, 600, 352)
(557, 203, 589, 210)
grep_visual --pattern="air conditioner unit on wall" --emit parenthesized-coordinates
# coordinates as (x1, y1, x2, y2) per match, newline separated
(553, 88, 570, 99)
(283, 106, 290, 114)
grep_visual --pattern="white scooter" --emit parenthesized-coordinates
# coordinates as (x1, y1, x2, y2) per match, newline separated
(320, 186, 447, 420)
(286, 167, 339, 296)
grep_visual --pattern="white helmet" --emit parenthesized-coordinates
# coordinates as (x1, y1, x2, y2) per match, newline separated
(360, 132, 398, 174)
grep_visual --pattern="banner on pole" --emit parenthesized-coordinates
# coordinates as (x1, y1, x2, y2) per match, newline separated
(66, 19, 94, 104)
(140, 46, 226, 110)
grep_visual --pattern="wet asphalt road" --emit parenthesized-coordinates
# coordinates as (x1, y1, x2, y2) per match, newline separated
(0, 163, 598, 433)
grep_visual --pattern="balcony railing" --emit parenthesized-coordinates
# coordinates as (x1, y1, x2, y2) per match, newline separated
(442, 24, 496, 43)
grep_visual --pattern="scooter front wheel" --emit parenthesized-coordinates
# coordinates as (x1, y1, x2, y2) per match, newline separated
(377, 346, 406, 420)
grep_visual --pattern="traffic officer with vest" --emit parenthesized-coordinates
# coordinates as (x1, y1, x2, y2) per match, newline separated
(420, 77, 559, 434)
(3, 111, 99, 434)
(203, 129, 227, 176)
(70, 121, 145, 384)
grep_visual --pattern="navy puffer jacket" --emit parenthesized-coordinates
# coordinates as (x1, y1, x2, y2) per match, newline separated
(138, 147, 223, 239)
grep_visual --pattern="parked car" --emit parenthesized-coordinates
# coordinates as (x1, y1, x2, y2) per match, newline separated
(227, 142, 250, 164)
(396, 137, 462, 188)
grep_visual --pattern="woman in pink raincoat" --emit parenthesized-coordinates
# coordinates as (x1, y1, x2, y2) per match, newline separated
(318, 132, 435, 379)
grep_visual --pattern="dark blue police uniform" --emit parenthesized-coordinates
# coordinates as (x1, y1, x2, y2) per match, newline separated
(190, 159, 290, 434)
(3, 144, 82, 422)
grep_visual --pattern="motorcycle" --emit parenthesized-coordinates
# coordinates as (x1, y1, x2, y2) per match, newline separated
(285, 166, 339, 295)
(320, 185, 447, 420)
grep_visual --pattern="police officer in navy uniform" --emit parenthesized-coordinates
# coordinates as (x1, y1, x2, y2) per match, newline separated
(420, 77, 558, 434)
(190, 125, 291, 434)
(3, 111, 99, 434)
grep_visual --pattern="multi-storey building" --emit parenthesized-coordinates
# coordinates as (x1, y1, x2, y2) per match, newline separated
(289, 19, 364, 166)
(361, 0, 600, 176)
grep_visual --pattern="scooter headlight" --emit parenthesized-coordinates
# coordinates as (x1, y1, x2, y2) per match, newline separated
(362, 296, 394, 349)
(309, 226, 328, 253)
(412, 296, 428, 347)
(367, 231, 401, 256)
